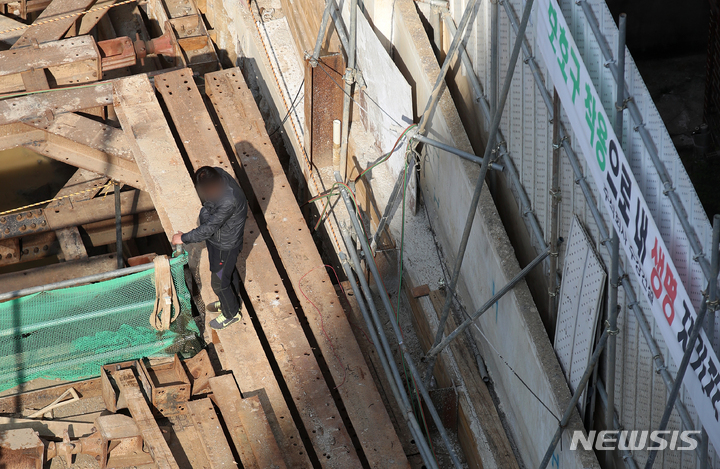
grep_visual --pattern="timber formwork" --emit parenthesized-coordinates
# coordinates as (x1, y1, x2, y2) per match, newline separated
(0, 0, 410, 465)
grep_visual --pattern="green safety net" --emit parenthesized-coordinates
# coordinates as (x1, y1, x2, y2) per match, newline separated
(0, 252, 202, 392)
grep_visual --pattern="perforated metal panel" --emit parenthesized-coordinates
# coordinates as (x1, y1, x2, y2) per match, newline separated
(554, 217, 606, 413)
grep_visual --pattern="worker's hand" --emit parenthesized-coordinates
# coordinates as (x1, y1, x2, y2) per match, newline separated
(171, 232, 184, 245)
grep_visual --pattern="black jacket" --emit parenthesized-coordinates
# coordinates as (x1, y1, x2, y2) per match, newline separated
(181, 168, 248, 250)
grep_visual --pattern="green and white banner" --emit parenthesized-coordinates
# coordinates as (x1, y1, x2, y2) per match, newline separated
(537, 0, 720, 449)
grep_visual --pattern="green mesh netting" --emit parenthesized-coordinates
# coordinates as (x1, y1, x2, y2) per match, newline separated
(0, 252, 201, 392)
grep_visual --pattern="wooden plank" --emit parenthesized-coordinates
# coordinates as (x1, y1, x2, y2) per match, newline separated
(152, 68, 328, 468)
(187, 398, 237, 468)
(0, 83, 113, 126)
(0, 378, 101, 414)
(206, 68, 409, 469)
(209, 374, 258, 469)
(13, 0, 95, 48)
(83, 210, 163, 246)
(77, 0, 116, 35)
(20, 69, 50, 92)
(26, 132, 145, 189)
(114, 369, 179, 469)
(210, 375, 287, 469)
(54, 226, 87, 260)
(48, 169, 99, 261)
(113, 75, 200, 243)
(0, 35, 100, 93)
(0, 416, 95, 438)
(26, 113, 135, 161)
(165, 412, 214, 468)
(46, 186, 153, 229)
(0, 253, 116, 294)
(0, 14, 24, 47)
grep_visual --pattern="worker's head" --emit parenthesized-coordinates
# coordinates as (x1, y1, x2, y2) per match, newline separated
(195, 166, 224, 202)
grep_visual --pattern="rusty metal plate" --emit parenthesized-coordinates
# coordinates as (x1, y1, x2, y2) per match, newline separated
(304, 53, 345, 168)
(0, 210, 48, 239)
(0, 428, 44, 469)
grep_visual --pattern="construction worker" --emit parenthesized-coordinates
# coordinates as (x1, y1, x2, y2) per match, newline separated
(172, 166, 248, 330)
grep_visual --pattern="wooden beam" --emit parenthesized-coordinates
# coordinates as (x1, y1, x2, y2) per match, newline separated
(26, 112, 135, 161)
(187, 398, 238, 468)
(0, 35, 100, 93)
(55, 226, 87, 260)
(112, 74, 216, 321)
(0, 253, 116, 294)
(0, 82, 113, 126)
(25, 131, 146, 189)
(20, 69, 50, 92)
(113, 74, 200, 241)
(49, 169, 102, 261)
(77, 0, 116, 35)
(206, 68, 409, 469)
(45, 188, 154, 229)
(83, 210, 162, 246)
(13, 0, 96, 48)
(0, 377, 102, 414)
(210, 376, 290, 469)
(114, 369, 180, 469)
(208, 375, 260, 469)
(0, 14, 24, 47)
(153, 68, 316, 468)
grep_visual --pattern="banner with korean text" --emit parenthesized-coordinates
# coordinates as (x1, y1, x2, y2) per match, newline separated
(537, 0, 720, 448)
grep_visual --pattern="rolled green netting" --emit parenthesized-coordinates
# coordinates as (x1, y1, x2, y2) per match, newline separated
(0, 252, 201, 392)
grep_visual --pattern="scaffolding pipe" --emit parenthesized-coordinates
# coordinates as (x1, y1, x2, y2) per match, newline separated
(499, 0, 701, 442)
(538, 328, 609, 469)
(338, 250, 439, 469)
(490, 0, 498, 114)
(548, 91, 561, 316)
(309, 0, 334, 66)
(595, 380, 639, 469)
(0, 261, 157, 302)
(605, 13, 626, 468)
(329, 0, 350, 53)
(424, 0, 537, 387)
(338, 0, 358, 180)
(578, 0, 713, 282)
(114, 182, 123, 269)
(416, 0, 479, 135)
(335, 171, 464, 468)
(413, 134, 504, 171)
(425, 247, 549, 359)
(442, 14, 547, 255)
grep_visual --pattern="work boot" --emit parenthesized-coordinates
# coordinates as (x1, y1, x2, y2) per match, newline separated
(206, 301, 221, 313)
(209, 311, 242, 330)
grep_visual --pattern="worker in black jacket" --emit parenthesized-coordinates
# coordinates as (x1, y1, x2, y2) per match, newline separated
(172, 166, 248, 329)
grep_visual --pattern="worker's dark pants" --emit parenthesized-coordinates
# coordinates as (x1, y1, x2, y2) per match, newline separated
(206, 241, 242, 317)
